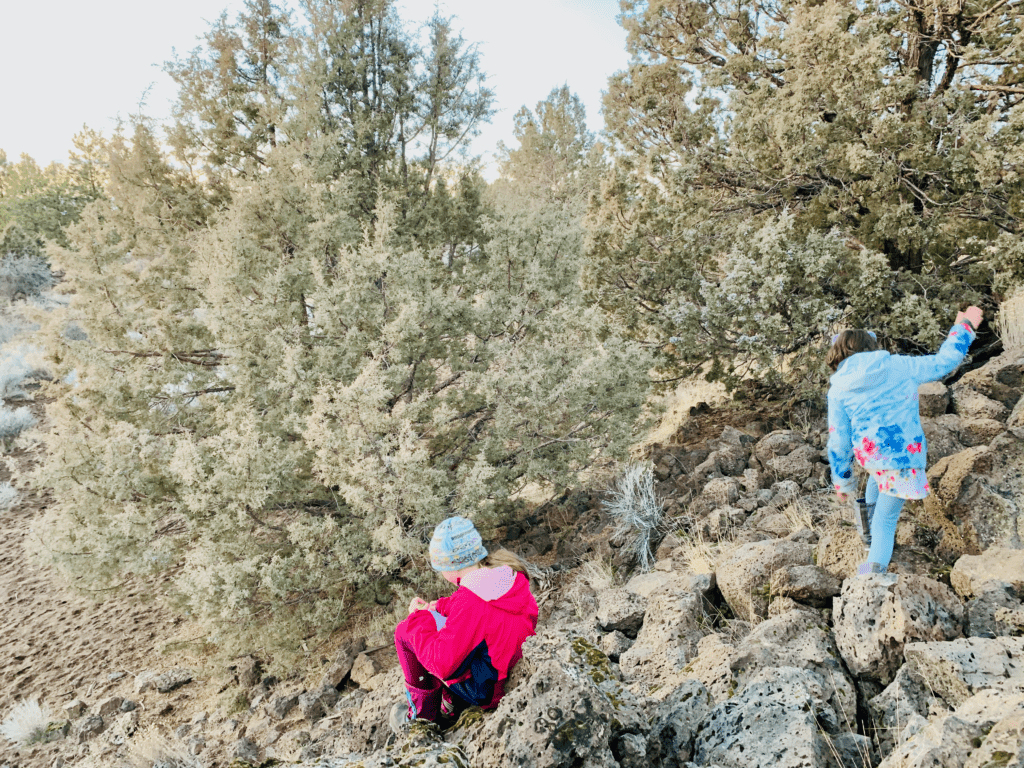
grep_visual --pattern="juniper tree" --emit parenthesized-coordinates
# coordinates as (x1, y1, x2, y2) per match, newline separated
(588, 0, 1024, 386)
(34, 116, 650, 653)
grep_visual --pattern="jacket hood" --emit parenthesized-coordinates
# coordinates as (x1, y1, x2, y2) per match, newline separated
(460, 567, 537, 619)
(830, 350, 893, 393)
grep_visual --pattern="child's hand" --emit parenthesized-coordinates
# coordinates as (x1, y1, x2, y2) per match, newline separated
(955, 306, 982, 330)
(408, 597, 429, 614)
(427, 600, 438, 611)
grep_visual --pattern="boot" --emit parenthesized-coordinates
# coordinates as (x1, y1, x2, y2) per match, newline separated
(852, 498, 872, 548)
(404, 679, 441, 722)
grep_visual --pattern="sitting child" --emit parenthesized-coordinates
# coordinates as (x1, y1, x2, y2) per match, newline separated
(390, 516, 538, 732)
(826, 306, 981, 575)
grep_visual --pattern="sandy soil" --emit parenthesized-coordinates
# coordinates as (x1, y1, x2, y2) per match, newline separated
(0, 439, 201, 767)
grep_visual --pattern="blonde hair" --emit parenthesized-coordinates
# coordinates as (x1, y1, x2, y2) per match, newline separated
(827, 329, 879, 372)
(482, 548, 531, 576)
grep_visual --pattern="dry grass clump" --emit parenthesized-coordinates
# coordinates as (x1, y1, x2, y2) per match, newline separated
(0, 699, 52, 747)
(676, 528, 720, 575)
(604, 463, 665, 573)
(121, 727, 206, 768)
(998, 289, 1024, 351)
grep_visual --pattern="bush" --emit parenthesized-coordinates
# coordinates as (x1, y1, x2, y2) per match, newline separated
(0, 255, 53, 302)
(0, 483, 16, 510)
(0, 699, 52, 747)
(604, 463, 664, 573)
(0, 406, 35, 443)
(0, 345, 47, 400)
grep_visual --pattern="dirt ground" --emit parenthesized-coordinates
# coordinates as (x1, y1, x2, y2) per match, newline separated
(0, 435, 209, 767)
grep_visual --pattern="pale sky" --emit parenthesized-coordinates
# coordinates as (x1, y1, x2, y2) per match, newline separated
(1, 0, 628, 172)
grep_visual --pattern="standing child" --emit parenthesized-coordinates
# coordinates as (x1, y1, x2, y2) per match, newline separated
(390, 516, 538, 733)
(826, 306, 982, 575)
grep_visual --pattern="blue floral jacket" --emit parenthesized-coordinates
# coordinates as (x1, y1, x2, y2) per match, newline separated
(827, 321, 976, 497)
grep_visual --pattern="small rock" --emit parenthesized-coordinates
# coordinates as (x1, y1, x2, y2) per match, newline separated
(753, 430, 806, 462)
(119, 700, 138, 713)
(97, 697, 123, 718)
(959, 416, 1006, 446)
(951, 549, 1024, 598)
(298, 691, 326, 723)
(769, 564, 841, 608)
(693, 667, 835, 768)
(966, 582, 1023, 638)
(645, 680, 713, 768)
(175, 723, 192, 740)
(903, 636, 1024, 707)
(106, 671, 126, 682)
(350, 653, 382, 687)
(952, 384, 1010, 421)
(232, 736, 260, 764)
(77, 715, 105, 743)
(155, 668, 194, 693)
(716, 539, 814, 621)
(268, 692, 300, 720)
(879, 714, 983, 768)
(600, 630, 633, 661)
(833, 573, 964, 685)
(596, 588, 647, 637)
(134, 671, 158, 694)
(63, 700, 86, 719)
(319, 637, 367, 689)
(233, 655, 263, 688)
(187, 736, 206, 755)
(918, 381, 950, 416)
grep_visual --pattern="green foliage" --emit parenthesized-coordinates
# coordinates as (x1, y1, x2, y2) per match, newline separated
(0, 128, 107, 251)
(34, 115, 651, 651)
(588, 0, 1024, 386)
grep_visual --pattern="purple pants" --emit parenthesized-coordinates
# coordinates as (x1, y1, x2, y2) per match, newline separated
(394, 611, 447, 721)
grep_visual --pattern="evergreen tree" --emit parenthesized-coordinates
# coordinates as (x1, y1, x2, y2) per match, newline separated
(588, 0, 1024, 386)
(166, 0, 291, 177)
(34, 71, 649, 653)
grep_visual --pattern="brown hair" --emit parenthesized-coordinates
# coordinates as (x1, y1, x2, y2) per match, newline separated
(827, 330, 880, 372)
(482, 548, 531, 577)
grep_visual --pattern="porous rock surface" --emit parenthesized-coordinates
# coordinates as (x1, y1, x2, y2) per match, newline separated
(833, 573, 964, 684)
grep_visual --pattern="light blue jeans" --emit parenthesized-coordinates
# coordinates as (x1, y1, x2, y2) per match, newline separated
(865, 475, 905, 569)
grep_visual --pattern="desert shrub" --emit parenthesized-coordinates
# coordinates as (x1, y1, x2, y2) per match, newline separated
(0, 699, 52, 747)
(604, 463, 664, 573)
(0, 255, 53, 302)
(0, 406, 35, 444)
(0, 344, 47, 399)
(664, 214, 975, 394)
(0, 482, 16, 510)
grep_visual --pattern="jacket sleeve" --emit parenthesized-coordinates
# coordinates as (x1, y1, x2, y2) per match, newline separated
(432, 594, 454, 617)
(827, 391, 857, 497)
(402, 591, 482, 681)
(896, 321, 976, 384)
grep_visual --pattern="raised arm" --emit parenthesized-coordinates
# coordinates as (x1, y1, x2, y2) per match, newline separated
(896, 317, 977, 384)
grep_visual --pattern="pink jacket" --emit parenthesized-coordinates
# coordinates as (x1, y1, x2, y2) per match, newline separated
(401, 566, 538, 708)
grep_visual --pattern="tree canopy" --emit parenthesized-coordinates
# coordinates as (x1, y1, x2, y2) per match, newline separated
(587, 0, 1024, 388)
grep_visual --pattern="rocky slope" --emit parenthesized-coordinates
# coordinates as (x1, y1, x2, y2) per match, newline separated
(4, 347, 1024, 768)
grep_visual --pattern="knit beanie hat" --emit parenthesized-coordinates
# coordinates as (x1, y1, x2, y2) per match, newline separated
(429, 516, 488, 572)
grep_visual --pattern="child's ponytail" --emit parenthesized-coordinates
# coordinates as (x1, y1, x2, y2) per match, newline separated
(482, 548, 531, 577)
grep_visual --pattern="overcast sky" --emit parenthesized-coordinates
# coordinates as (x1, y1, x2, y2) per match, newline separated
(1, 0, 628, 173)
